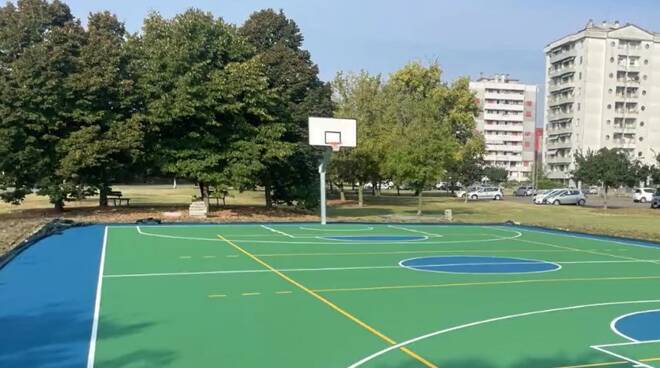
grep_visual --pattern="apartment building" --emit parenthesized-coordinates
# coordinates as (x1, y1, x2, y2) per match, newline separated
(544, 21, 660, 182)
(470, 74, 537, 182)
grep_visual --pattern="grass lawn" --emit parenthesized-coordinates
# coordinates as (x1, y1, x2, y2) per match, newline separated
(0, 186, 658, 256)
(329, 192, 660, 241)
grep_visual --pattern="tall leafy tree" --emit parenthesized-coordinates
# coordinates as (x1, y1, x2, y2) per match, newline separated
(132, 10, 254, 204)
(382, 62, 479, 215)
(445, 134, 485, 202)
(483, 166, 508, 184)
(58, 11, 142, 207)
(331, 71, 385, 206)
(0, 0, 84, 210)
(573, 148, 636, 209)
(239, 9, 332, 208)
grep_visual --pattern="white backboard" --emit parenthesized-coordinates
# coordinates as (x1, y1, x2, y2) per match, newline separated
(308, 117, 357, 148)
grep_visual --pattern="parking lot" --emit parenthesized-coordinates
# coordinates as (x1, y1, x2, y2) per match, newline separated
(508, 193, 653, 209)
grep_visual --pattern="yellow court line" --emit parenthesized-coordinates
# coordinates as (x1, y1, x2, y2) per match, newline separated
(556, 357, 660, 368)
(217, 235, 438, 368)
(312, 275, 660, 294)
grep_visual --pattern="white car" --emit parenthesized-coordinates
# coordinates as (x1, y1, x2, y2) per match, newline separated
(534, 188, 568, 204)
(467, 186, 503, 200)
(456, 186, 478, 198)
(633, 187, 655, 203)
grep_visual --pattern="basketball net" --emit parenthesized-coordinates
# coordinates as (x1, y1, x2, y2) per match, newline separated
(329, 142, 340, 152)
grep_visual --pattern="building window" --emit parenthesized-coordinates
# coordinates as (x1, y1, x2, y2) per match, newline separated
(645, 43, 650, 49)
(641, 105, 646, 111)
(606, 135, 610, 140)
(611, 41, 616, 47)
(577, 103, 581, 111)
(607, 104, 611, 109)
(579, 56, 583, 64)
(610, 57, 614, 63)
(642, 90, 647, 95)
(639, 136, 644, 141)
(609, 73, 614, 79)
(608, 88, 613, 94)
(606, 119, 611, 125)
(640, 121, 645, 127)
(644, 59, 649, 65)
(643, 75, 648, 80)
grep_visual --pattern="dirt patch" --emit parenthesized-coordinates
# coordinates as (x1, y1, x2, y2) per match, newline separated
(0, 205, 319, 255)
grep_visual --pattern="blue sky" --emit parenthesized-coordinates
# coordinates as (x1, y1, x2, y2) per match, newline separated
(65, 0, 660, 85)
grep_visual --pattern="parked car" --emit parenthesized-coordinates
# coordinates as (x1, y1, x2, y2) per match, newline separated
(456, 186, 478, 198)
(514, 185, 535, 196)
(586, 186, 599, 195)
(652, 188, 660, 209)
(467, 186, 503, 200)
(633, 187, 656, 203)
(546, 189, 586, 206)
(534, 188, 567, 204)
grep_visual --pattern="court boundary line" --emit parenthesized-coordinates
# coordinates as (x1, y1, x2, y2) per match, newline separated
(216, 234, 438, 368)
(591, 339, 660, 368)
(136, 226, 222, 242)
(317, 235, 429, 242)
(261, 225, 295, 238)
(398, 255, 562, 275)
(86, 226, 108, 368)
(299, 226, 375, 232)
(347, 299, 660, 368)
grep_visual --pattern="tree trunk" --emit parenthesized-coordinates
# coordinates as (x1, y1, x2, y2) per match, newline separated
(54, 199, 64, 213)
(603, 186, 608, 210)
(99, 184, 109, 207)
(198, 182, 205, 199)
(199, 182, 210, 207)
(339, 183, 346, 201)
(417, 189, 423, 216)
(264, 182, 273, 209)
(396, 186, 400, 196)
(358, 183, 364, 208)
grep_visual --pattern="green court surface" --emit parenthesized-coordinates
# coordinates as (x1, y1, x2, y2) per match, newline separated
(90, 224, 660, 368)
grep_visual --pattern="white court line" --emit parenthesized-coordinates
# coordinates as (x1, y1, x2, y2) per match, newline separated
(398, 256, 562, 275)
(261, 225, 295, 238)
(299, 226, 374, 232)
(103, 259, 660, 279)
(136, 226, 221, 242)
(86, 226, 108, 368)
(347, 299, 660, 368)
(503, 226, 660, 251)
(591, 339, 660, 368)
(610, 309, 660, 342)
(387, 225, 444, 237)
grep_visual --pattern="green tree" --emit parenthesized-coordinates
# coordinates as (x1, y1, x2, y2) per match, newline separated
(573, 148, 636, 209)
(240, 9, 333, 208)
(483, 166, 508, 184)
(381, 62, 478, 215)
(133, 10, 255, 205)
(0, 0, 84, 211)
(58, 11, 143, 207)
(331, 71, 385, 206)
(445, 135, 486, 202)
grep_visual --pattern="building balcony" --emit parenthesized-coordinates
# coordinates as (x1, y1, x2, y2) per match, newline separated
(483, 102, 524, 112)
(617, 78, 640, 84)
(548, 48, 577, 63)
(486, 144, 524, 153)
(615, 93, 639, 99)
(548, 95, 574, 106)
(484, 124, 524, 132)
(483, 112, 524, 122)
(545, 155, 572, 164)
(611, 140, 636, 149)
(546, 140, 572, 149)
(614, 109, 639, 115)
(548, 81, 575, 93)
(484, 91, 525, 101)
(548, 65, 576, 77)
(546, 126, 572, 136)
(485, 154, 523, 162)
(548, 111, 574, 121)
(485, 134, 523, 143)
(546, 170, 570, 180)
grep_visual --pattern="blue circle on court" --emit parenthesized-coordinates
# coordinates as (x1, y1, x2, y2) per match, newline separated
(324, 235, 426, 241)
(400, 256, 561, 274)
(614, 310, 660, 342)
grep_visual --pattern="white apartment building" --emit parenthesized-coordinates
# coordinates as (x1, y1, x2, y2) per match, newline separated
(544, 21, 660, 181)
(470, 74, 537, 182)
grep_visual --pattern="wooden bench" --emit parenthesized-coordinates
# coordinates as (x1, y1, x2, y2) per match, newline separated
(108, 190, 131, 207)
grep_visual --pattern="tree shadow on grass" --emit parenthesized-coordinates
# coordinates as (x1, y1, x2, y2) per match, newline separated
(0, 303, 175, 368)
